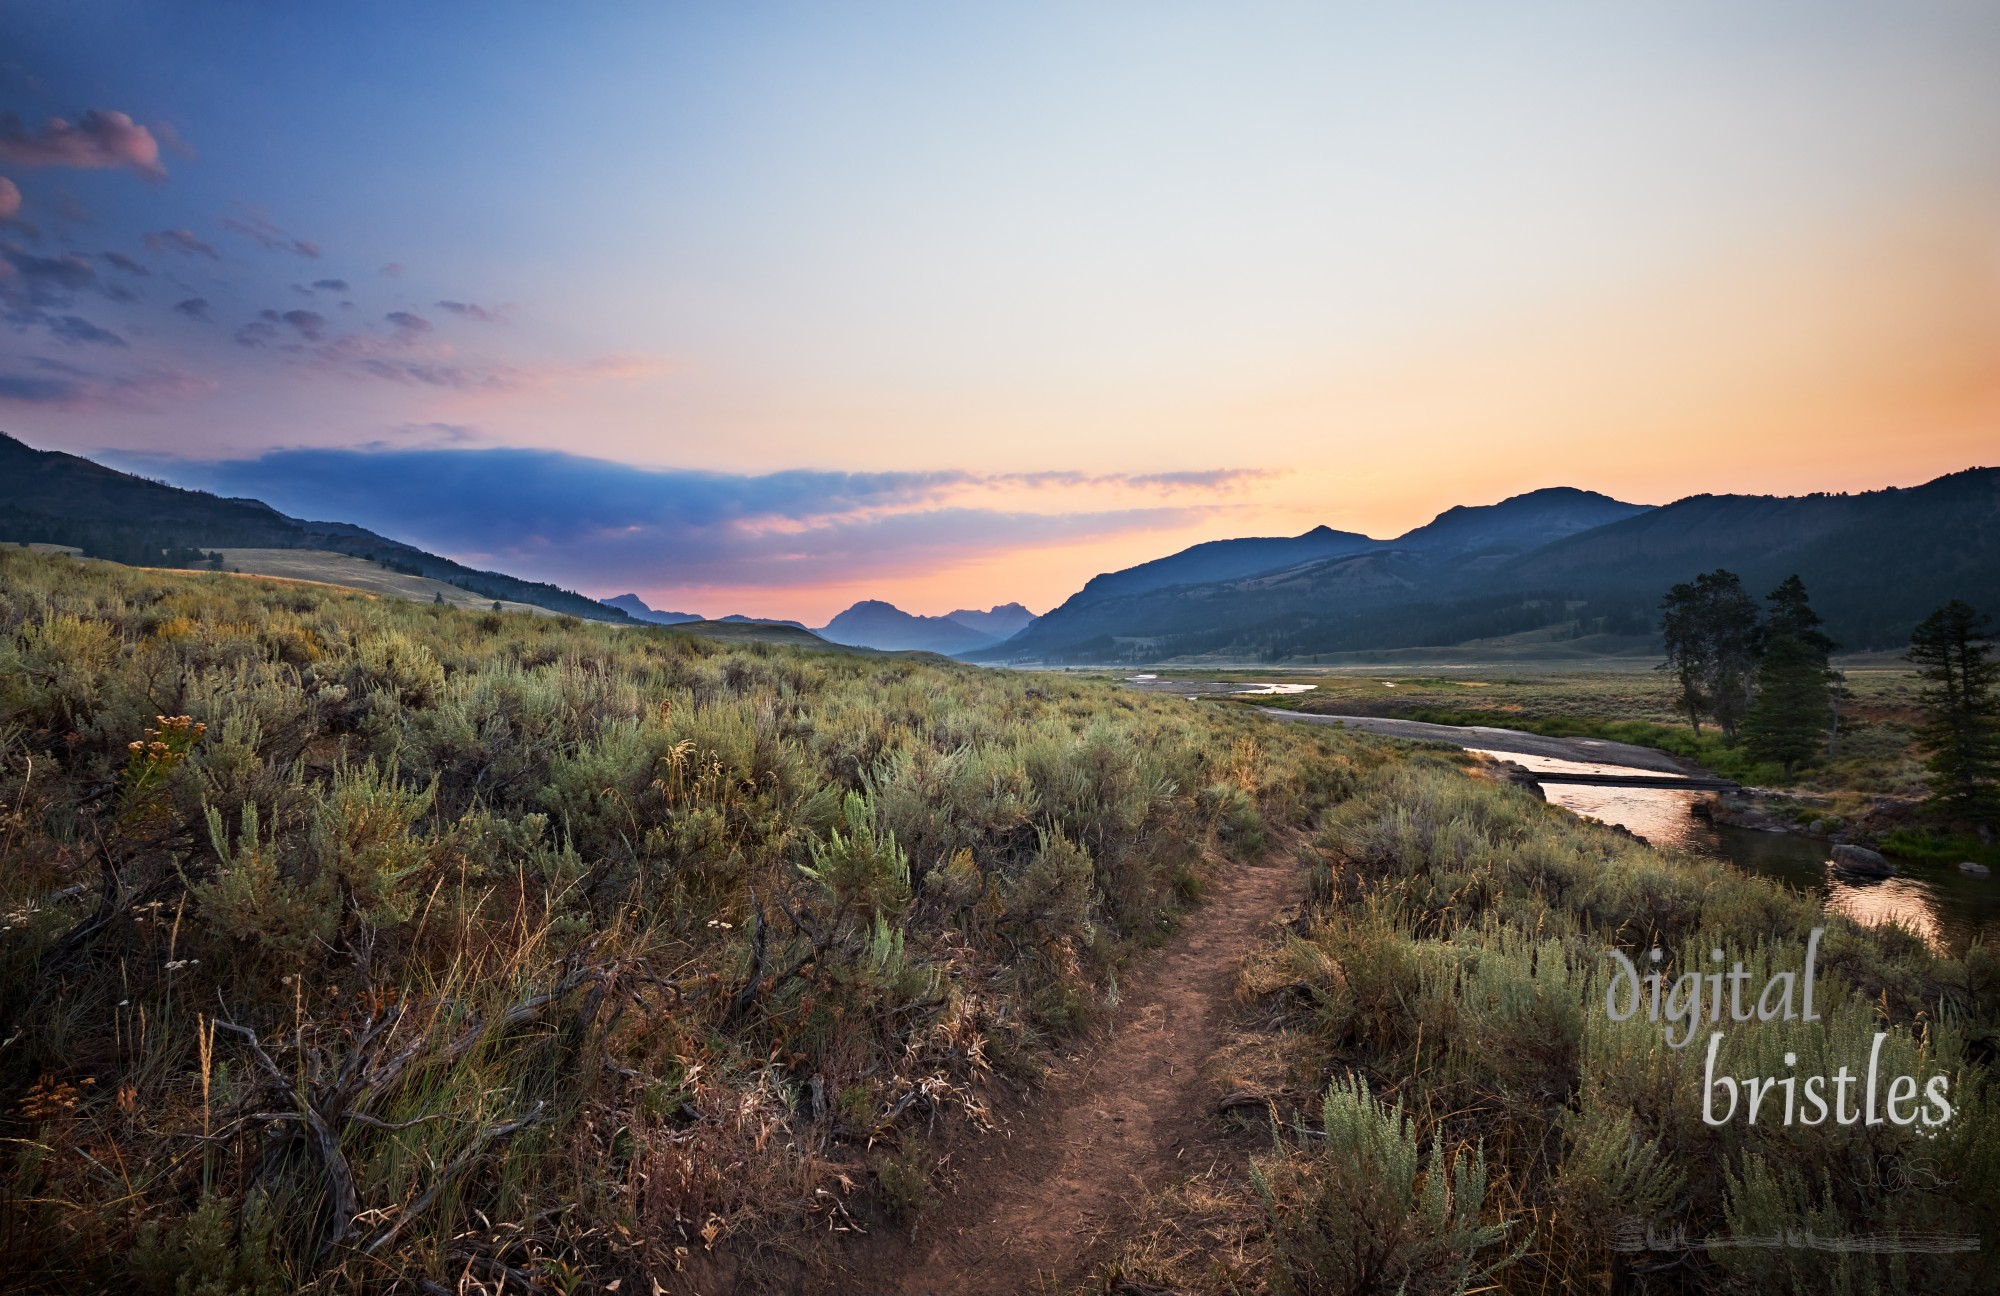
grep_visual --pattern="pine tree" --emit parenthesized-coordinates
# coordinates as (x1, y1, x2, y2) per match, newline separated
(1743, 575, 1837, 776)
(1658, 569, 1762, 740)
(1908, 600, 2000, 821)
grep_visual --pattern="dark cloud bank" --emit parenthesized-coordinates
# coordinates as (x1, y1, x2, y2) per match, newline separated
(110, 446, 1253, 592)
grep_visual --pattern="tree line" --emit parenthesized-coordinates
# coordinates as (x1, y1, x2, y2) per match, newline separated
(1660, 570, 1997, 822)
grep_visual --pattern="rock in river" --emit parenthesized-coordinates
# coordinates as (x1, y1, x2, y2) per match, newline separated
(1961, 861, 1992, 878)
(1831, 844, 1896, 878)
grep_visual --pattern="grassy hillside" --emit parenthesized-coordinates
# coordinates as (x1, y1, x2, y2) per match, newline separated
(0, 548, 1346, 1290)
(1, 548, 1992, 1293)
(208, 549, 564, 616)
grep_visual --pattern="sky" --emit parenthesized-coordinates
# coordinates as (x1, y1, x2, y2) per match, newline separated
(4, 2, 1999, 623)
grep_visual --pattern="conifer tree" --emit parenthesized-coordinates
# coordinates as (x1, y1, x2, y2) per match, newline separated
(1743, 575, 1837, 776)
(1908, 599, 2000, 821)
(1658, 569, 1762, 740)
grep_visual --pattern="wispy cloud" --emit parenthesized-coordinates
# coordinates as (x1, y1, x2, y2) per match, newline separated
(220, 208, 319, 258)
(0, 110, 168, 181)
(47, 314, 125, 347)
(1, 244, 98, 306)
(436, 299, 502, 322)
(145, 228, 218, 258)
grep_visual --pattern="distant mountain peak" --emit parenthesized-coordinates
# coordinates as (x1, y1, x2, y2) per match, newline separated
(818, 598, 1023, 654)
(603, 593, 702, 625)
(1392, 487, 1652, 555)
(1064, 524, 1381, 608)
(944, 601, 1036, 643)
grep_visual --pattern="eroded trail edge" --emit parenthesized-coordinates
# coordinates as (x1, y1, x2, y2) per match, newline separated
(838, 851, 1302, 1296)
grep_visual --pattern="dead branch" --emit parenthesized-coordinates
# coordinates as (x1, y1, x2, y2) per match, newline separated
(213, 1019, 362, 1257)
(360, 1100, 547, 1256)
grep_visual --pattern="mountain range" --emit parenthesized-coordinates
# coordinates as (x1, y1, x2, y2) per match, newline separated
(10, 431, 1993, 663)
(815, 600, 1036, 653)
(972, 472, 1999, 662)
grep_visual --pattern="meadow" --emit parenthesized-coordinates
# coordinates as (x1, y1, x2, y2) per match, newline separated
(0, 549, 1992, 1294)
(0, 549, 1350, 1291)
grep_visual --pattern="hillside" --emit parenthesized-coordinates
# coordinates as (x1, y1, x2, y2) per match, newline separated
(1064, 524, 1380, 607)
(977, 470, 1996, 662)
(665, 617, 843, 648)
(207, 549, 563, 616)
(1389, 485, 1652, 559)
(984, 486, 1656, 661)
(1500, 468, 2000, 647)
(0, 432, 630, 621)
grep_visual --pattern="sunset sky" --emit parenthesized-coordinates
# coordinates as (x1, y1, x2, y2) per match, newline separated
(4, 2, 1999, 622)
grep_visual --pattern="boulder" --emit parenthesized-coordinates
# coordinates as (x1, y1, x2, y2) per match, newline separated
(1831, 844, 1896, 878)
(1960, 861, 1992, 878)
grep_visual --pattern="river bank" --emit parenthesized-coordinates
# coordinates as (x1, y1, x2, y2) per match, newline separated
(1254, 708, 2000, 956)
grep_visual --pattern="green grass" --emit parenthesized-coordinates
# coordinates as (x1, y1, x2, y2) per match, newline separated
(1877, 827, 2000, 868)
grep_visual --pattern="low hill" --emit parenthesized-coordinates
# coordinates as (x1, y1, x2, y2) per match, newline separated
(0, 432, 630, 621)
(658, 618, 842, 648)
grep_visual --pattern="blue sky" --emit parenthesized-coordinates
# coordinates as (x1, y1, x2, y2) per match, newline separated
(5, 3, 2000, 618)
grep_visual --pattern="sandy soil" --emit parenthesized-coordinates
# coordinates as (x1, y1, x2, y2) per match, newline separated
(826, 851, 1302, 1295)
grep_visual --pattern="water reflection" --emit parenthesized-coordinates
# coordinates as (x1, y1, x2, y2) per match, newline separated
(1473, 749, 1998, 956)
(1467, 749, 1711, 847)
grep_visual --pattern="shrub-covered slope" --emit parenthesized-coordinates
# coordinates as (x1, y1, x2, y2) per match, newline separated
(0, 548, 1351, 1291)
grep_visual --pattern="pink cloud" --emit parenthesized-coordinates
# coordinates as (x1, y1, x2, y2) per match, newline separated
(0, 177, 19, 220)
(0, 111, 167, 181)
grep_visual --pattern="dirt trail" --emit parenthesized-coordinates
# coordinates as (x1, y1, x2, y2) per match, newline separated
(834, 852, 1301, 1296)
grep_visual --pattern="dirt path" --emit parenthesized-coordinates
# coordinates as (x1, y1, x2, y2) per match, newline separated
(832, 851, 1301, 1295)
